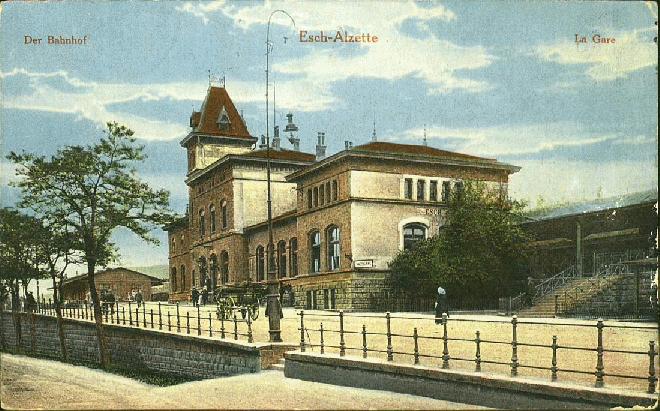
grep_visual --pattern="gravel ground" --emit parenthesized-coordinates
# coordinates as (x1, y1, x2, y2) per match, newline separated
(0, 353, 486, 410)
(51, 303, 658, 393)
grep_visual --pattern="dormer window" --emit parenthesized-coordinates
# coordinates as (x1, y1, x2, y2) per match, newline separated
(217, 106, 231, 131)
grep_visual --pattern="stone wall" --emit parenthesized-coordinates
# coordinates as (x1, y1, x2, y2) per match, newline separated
(284, 352, 656, 409)
(0, 311, 294, 379)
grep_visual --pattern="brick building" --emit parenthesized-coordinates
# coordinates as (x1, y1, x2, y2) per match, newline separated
(165, 85, 520, 310)
(60, 267, 164, 301)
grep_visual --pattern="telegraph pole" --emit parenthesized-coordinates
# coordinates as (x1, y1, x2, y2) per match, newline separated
(265, 9, 295, 342)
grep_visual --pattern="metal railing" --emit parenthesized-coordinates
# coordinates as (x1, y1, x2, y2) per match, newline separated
(29, 298, 255, 343)
(532, 265, 578, 302)
(296, 310, 658, 394)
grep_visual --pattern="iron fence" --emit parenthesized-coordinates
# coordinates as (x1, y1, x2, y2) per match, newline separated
(296, 310, 658, 394)
(29, 298, 255, 342)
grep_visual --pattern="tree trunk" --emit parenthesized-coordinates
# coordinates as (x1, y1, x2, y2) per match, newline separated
(86, 259, 107, 367)
(10, 280, 22, 349)
(52, 274, 67, 362)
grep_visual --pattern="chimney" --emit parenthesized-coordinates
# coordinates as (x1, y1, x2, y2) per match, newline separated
(344, 140, 353, 150)
(316, 132, 327, 160)
(272, 125, 280, 150)
(259, 135, 268, 149)
(285, 113, 300, 151)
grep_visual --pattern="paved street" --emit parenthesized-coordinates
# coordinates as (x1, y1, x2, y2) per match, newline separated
(0, 353, 486, 410)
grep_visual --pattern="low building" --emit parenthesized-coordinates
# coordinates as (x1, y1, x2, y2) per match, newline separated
(165, 85, 520, 310)
(60, 267, 164, 301)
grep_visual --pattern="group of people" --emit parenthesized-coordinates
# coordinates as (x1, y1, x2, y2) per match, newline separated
(100, 289, 116, 315)
(128, 289, 144, 307)
(191, 287, 209, 307)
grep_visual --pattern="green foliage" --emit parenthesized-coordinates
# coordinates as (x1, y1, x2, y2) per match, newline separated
(0, 208, 46, 283)
(389, 181, 531, 303)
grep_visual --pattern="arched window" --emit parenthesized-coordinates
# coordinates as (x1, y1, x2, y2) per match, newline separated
(310, 231, 321, 273)
(171, 237, 176, 253)
(210, 254, 218, 290)
(199, 209, 206, 237)
(199, 256, 208, 289)
(289, 238, 298, 277)
(327, 226, 340, 271)
(277, 240, 287, 278)
(256, 246, 265, 282)
(221, 200, 228, 229)
(403, 223, 427, 251)
(171, 267, 177, 292)
(220, 251, 229, 284)
(210, 204, 216, 233)
(180, 265, 186, 292)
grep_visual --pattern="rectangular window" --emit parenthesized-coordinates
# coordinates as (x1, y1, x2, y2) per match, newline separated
(326, 182, 331, 202)
(323, 289, 329, 309)
(221, 202, 228, 229)
(307, 189, 313, 209)
(417, 179, 426, 201)
(199, 209, 206, 237)
(404, 178, 413, 199)
(442, 181, 451, 202)
(455, 181, 464, 200)
(210, 206, 216, 233)
(330, 288, 337, 309)
(306, 291, 312, 310)
(430, 181, 438, 201)
(319, 184, 325, 205)
(313, 187, 319, 207)
(332, 180, 338, 201)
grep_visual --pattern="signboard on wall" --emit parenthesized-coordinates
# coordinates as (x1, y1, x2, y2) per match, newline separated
(354, 260, 374, 268)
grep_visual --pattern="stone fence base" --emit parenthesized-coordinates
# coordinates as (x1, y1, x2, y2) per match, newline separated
(284, 352, 657, 409)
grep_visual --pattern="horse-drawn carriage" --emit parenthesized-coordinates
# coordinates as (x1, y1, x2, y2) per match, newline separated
(213, 282, 267, 321)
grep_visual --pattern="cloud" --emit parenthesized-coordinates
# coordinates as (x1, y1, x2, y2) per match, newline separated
(177, 0, 493, 94)
(534, 28, 657, 81)
(387, 122, 653, 157)
(2, 69, 340, 139)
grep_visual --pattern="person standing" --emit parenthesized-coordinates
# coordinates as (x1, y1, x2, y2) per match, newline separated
(135, 289, 143, 308)
(201, 287, 208, 306)
(434, 286, 448, 324)
(191, 287, 199, 307)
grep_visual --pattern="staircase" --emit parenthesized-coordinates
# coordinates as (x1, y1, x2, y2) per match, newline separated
(270, 357, 285, 371)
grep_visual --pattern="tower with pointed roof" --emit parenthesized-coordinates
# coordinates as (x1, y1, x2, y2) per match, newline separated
(181, 86, 257, 174)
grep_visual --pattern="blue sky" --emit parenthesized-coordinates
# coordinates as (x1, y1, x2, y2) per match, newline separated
(1, 0, 657, 267)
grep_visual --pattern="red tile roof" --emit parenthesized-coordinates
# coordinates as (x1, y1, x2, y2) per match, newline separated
(195, 87, 252, 139)
(238, 148, 316, 163)
(352, 141, 495, 162)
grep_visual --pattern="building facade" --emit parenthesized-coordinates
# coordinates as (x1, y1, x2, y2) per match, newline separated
(165, 86, 520, 310)
(60, 267, 163, 301)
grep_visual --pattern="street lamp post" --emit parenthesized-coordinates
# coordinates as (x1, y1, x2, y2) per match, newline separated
(265, 9, 295, 343)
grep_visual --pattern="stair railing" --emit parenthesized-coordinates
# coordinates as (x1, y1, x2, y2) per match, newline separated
(532, 265, 577, 303)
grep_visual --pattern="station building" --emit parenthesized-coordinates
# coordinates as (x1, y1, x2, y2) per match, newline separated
(165, 86, 520, 310)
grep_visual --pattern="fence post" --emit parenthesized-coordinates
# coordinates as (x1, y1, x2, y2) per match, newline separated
(167, 311, 171, 331)
(158, 302, 162, 330)
(648, 340, 657, 394)
(142, 303, 146, 328)
(386, 312, 393, 361)
(475, 330, 481, 372)
(442, 313, 449, 369)
(135, 308, 139, 327)
(247, 315, 253, 343)
(595, 318, 604, 387)
(128, 301, 132, 325)
(551, 335, 558, 381)
(104, 306, 108, 323)
(176, 302, 181, 333)
(340, 310, 346, 357)
(150, 309, 154, 328)
(116, 302, 119, 324)
(122, 307, 126, 325)
(511, 315, 518, 377)
(554, 295, 559, 318)
(208, 312, 213, 337)
(320, 322, 325, 354)
(186, 311, 190, 334)
(197, 305, 201, 336)
(362, 324, 368, 358)
(299, 310, 305, 352)
(233, 312, 238, 340)
(413, 327, 419, 365)
(84, 301, 88, 320)
(220, 311, 226, 339)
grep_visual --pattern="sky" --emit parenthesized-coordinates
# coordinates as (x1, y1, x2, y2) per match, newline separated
(0, 0, 657, 268)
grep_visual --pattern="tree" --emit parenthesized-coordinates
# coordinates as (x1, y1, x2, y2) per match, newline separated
(389, 181, 531, 307)
(0, 208, 46, 345)
(8, 122, 175, 367)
